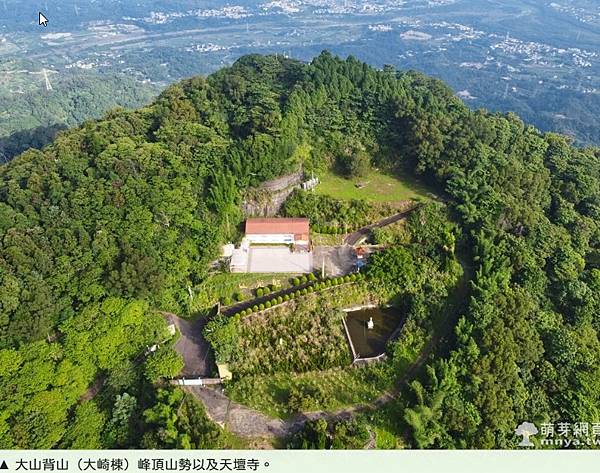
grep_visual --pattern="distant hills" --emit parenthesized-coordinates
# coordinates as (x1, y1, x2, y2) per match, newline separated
(1, 0, 599, 152)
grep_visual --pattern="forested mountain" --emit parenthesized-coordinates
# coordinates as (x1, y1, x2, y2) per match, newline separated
(0, 73, 157, 162)
(1, 52, 599, 448)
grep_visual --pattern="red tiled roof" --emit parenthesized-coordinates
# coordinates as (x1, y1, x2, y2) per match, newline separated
(245, 218, 309, 235)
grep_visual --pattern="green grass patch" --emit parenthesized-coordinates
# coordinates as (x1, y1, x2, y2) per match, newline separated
(311, 233, 346, 246)
(373, 426, 401, 449)
(315, 170, 430, 203)
(226, 364, 393, 419)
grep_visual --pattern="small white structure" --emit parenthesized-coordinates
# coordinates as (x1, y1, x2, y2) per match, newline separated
(301, 176, 320, 191)
(221, 243, 235, 258)
(175, 378, 205, 386)
(367, 317, 374, 330)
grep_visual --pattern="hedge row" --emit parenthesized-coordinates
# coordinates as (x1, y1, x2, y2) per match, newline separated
(221, 293, 243, 306)
(221, 274, 321, 306)
(255, 284, 281, 298)
(291, 273, 317, 287)
(231, 273, 364, 318)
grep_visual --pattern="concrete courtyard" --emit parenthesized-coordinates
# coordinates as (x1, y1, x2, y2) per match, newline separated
(313, 245, 357, 276)
(247, 246, 313, 273)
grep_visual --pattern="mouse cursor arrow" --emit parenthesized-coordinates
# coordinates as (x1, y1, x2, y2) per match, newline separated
(39, 12, 49, 27)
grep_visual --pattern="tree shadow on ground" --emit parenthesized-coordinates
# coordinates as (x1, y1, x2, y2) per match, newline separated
(0, 123, 67, 163)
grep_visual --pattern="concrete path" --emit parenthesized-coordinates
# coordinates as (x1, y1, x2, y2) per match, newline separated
(344, 207, 419, 246)
(186, 386, 292, 438)
(313, 245, 356, 276)
(186, 384, 368, 439)
(171, 314, 215, 378)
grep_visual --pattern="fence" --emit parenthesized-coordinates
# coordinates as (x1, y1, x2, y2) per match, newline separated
(341, 304, 396, 366)
(352, 353, 388, 366)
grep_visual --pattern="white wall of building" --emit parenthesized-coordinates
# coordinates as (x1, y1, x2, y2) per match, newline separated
(246, 233, 295, 244)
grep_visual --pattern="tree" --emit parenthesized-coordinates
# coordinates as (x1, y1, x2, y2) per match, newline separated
(105, 393, 137, 447)
(142, 388, 231, 449)
(61, 402, 106, 449)
(144, 348, 184, 382)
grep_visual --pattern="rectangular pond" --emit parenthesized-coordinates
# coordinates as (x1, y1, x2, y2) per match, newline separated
(344, 306, 403, 360)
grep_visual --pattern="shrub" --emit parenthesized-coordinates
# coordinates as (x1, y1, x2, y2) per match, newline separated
(300, 275, 308, 284)
(292, 278, 300, 286)
(295, 290, 301, 298)
(287, 383, 332, 414)
(308, 273, 317, 282)
(284, 294, 291, 302)
(265, 301, 272, 309)
(259, 304, 265, 311)
(252, 305, 259, 312)
(269, 284, 278, 292)
(222, 296, 232, 306)
(234, 292, 244, 302)
(307, 286, 314, 293)
(256, 288, 264, 297)
(263, 287, 271, 295)
(277, 296, 283, 304)
(301, 288, 308, 296)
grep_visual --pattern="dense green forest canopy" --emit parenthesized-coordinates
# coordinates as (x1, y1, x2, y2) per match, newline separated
(1, 52, 599, 448)
(0, 73, 157, 163)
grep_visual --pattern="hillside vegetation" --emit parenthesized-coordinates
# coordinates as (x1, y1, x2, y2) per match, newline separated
(0, 72, 157, 162)
(0, 52, 599, 448)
